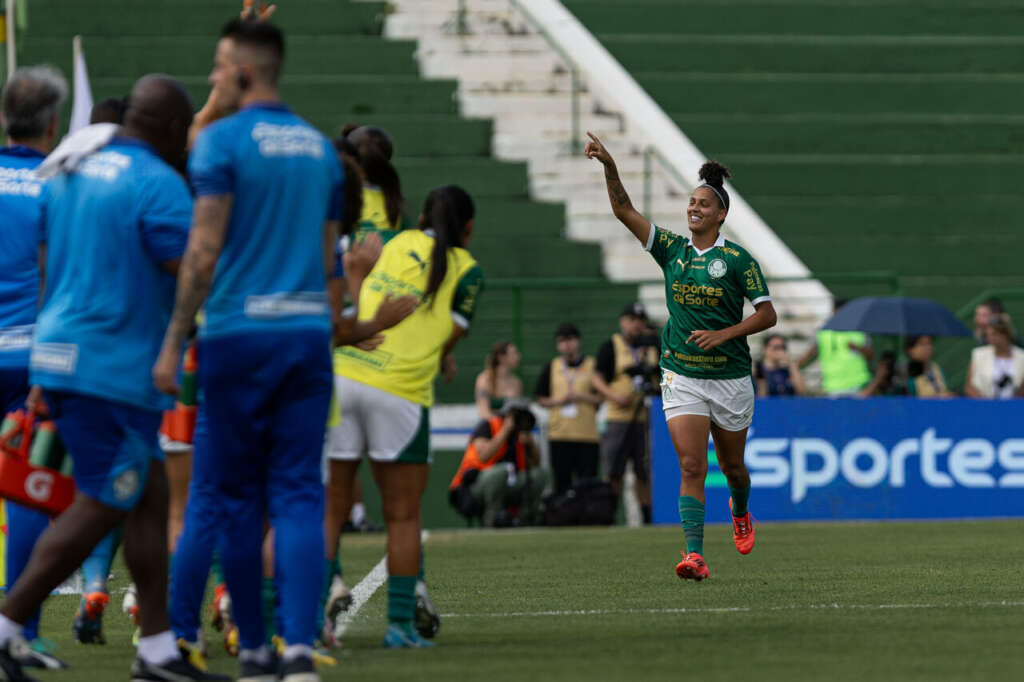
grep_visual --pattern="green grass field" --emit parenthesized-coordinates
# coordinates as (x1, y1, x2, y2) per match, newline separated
(26, 521, 1024, 681)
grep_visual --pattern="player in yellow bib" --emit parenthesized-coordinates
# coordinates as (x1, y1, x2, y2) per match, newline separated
(335, 124, 404, 239)
(586, 133, 777, 582)
(327, 185, 483, 648)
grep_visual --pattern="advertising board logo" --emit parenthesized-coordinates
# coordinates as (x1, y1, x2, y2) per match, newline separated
(746, 428, 1024, 502)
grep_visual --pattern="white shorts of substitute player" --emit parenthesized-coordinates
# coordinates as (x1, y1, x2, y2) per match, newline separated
(324, 375, 431, 464)
(660, 369, 755, 431)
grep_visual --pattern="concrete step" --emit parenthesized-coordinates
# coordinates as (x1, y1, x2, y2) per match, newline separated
(459, 90, 604, 117)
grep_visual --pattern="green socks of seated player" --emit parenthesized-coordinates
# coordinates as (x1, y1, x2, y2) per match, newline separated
(729, 484, 751, 517)
(678, 496, 705, 555)
(387, 575, 417, 625)
(262, 577, 276, 646)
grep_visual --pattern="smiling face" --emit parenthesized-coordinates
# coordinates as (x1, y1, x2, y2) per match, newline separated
(687, 186, 728, 236)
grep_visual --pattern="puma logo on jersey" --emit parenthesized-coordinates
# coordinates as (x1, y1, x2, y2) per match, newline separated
(408, 251, 427, 272)
(676, 258, 687, 272)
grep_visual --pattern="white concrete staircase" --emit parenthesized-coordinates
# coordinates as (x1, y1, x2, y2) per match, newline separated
(376, 0, 829, 367)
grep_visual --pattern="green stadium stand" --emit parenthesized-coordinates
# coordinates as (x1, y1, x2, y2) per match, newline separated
(565, 0, 1024, 381)
(10, 0, 639, 402)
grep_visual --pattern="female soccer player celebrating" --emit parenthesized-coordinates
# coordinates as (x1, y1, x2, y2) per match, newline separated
(585, 133, 776, 580)
(327, 185, 483, 645)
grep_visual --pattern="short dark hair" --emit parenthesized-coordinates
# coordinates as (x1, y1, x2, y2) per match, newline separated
(980, 297, 1005, 315)
(220, 18, 285, 83)
(554, 323, 580, 339)
(90, 97, 128, 125)
(904, 335, 930, 352)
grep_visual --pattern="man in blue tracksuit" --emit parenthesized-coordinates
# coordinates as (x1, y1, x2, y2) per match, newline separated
(0, 75, 223, 682)
(154, 19, 341, 682)
(0, 65, 67, 672)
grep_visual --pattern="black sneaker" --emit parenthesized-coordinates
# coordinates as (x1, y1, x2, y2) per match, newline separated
(238, 652, 280, 682)
(280, 654, 319, 682)
(414, 580, 440, 639)
(0, 639, 40, 682)
(130, 653, 232, 681)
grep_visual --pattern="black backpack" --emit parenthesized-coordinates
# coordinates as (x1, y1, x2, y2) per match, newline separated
(543, 478, 617, 526)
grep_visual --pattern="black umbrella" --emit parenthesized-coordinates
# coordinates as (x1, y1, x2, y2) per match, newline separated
(822, 296, 971, 337)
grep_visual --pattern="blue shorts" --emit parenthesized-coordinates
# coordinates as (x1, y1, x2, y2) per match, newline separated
(0, 366, 29, 415)
(45, 391, 163, 510)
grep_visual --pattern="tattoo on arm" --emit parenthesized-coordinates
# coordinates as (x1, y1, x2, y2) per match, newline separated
(162, 195, 232, 353)
(605, 164, 631, 208)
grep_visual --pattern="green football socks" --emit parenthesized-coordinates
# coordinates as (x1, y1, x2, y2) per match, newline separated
(729, 484, 751, 517)
(387, 575, 417, 625)
(678, 495, 705, 555)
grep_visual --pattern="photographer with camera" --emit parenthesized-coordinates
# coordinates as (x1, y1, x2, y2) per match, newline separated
(534, 323, 601, 495)
(593, 303, 661, 524)
(448, 398, 550, 527)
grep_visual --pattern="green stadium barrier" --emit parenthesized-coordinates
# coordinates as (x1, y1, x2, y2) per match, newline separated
(564, 2, 1024, 36)
(602, 39, 1024, 75)
(22, 0, 386, 36)
(20, 37, 419, 78)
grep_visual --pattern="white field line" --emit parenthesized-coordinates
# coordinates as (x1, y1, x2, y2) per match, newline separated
(334, 530, 430, 637)
(441, 600, 1024, 619)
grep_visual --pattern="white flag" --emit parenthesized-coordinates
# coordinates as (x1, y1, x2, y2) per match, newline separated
(68, 35, 93, 133)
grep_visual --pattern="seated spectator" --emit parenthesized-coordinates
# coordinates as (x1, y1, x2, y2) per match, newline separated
(972, 299, 1001, 346)
(753, 334, 806, 397)
(474, 340, 522, 419)
(858, 351, 905, 397)
(902, 335, 953, 398)
(966, 314, 1024, 399)
(448, 399, 550, 527)
(972, 297, 1023, 347)
(534, 323, 601, 495)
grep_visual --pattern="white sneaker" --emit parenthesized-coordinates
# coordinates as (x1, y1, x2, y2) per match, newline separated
(325, 576, 353, 624)
(121, 582, 137, 616)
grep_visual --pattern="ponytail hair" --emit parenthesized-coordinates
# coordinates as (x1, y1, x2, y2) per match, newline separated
(335, 124, 404, 229)
(697, 160, 731, 210)
(362, 146, 403, 228)
(421, 185, 475, 303)
(484, 340, 512, 394)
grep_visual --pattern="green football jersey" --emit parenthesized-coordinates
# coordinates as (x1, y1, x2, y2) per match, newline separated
(647, 225, 770, 380)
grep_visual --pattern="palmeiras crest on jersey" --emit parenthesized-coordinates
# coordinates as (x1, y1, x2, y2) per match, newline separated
(708, 258, 728, 279)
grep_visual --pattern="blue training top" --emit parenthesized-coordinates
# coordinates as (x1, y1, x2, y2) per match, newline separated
(30, 137, 192, 411)
(188, 102, 344, 340)
(0, 146, 46, 369)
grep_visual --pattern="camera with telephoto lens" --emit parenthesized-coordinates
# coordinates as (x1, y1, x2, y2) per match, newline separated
(625, 334, 662, 396)
(501, 398, 537, 432)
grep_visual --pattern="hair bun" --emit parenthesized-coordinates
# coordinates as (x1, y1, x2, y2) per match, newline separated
(698, 161, 731, 187)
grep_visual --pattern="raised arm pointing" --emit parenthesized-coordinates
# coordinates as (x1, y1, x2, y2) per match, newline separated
(584, 131, 651, 246)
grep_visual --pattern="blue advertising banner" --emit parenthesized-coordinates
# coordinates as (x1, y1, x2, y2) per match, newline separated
(651, 398, 1024, 524)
